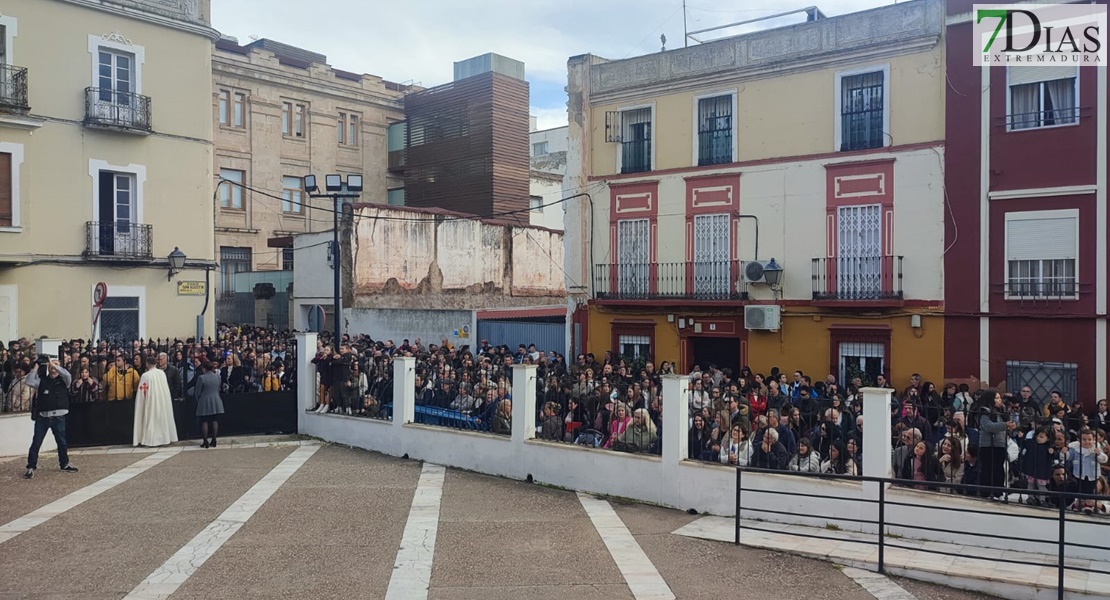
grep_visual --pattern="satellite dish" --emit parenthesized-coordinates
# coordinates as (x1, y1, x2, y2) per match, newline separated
(744, 261, 765, 282)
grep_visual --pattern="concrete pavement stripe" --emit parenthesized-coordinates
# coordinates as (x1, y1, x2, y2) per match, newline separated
(0, 449, 180, 545)
(577, 493, 676, 600)
(384, 462, 447, 600)
(841, 566, 919, 600)
(122, 444, 320, 600)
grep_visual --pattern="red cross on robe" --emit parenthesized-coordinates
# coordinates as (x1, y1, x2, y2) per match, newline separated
(139, 382, 149, 397)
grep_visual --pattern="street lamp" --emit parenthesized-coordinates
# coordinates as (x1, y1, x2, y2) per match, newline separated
(762, 257, 783, 287)
(303, 173, 363, 343)
(167, 247, 186, 281)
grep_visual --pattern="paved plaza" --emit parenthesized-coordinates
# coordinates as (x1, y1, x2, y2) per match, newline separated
(0, 437, 987, 600)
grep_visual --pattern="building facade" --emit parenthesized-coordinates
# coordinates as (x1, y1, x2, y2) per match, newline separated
(0, 0, 219, 342)
(529, 122, 568, 231)
(211, 37, 408, 324)
(943, 0, 1108, 407)
(564, 0, 947, 385)
(391, 53, 531, 224)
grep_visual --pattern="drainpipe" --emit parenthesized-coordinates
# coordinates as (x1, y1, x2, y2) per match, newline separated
(739, 214, 759, 260)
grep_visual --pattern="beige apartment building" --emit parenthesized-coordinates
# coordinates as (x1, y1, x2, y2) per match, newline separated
(0, 0, 219, 342)
(211, 37, 408, 323)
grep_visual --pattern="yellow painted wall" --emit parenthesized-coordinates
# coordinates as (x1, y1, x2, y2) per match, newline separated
(587, 306, 944, 390)
(589, 46, 944, 176)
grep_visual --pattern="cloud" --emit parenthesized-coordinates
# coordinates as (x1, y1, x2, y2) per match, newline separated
(212, 0, 890, 114)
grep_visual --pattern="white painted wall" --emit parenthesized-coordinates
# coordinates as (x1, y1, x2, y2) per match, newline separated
(530, 126, 568, 157)
(297, 357, 1110, 565)
(529, 176, 565, 231)
(291, 231, 333, 331)
(345, 308, 476, 349)
(0, 413, 55, 458)
(587, 146, 946, 301)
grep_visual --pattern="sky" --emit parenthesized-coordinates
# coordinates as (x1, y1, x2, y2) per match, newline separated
(212, 0, 892, 131)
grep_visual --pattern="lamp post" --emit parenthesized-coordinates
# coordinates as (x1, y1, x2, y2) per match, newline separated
(303, 173, 363, 343)
(167, 247, 186, 281)
(762, 257, 783, 299)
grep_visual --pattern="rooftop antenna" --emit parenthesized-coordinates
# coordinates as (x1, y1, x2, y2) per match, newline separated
(683, 0, 688, 48)
(660, 33, 667, 52)
(248, 34, 259, 41)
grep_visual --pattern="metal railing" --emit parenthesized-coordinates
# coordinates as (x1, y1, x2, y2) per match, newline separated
(0, 64, 29, 111)
(620, 139, 651, 174)
(733, 466, 1110, 600)
(1008, 107, 1080, 131)
(593, 261, 746, 301)
(698, 126, 732, 166)
(83, 87, 152, 132)
(1001, 280, 1082, 300)
(84, 221, 153, 260)
(811, 256, 903, 301)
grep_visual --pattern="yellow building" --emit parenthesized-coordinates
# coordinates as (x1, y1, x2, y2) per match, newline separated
(0, 0, 219, 342)
(564, 0, 947, 387)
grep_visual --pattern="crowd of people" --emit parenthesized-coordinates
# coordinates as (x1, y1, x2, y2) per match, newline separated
(0, 325, 296, 414)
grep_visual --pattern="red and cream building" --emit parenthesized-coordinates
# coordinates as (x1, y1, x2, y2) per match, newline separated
(943, 0, 1109, 407)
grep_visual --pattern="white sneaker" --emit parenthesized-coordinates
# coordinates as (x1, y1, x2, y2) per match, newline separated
(316, 404, 328, 414)
(346, 408, 352, 415)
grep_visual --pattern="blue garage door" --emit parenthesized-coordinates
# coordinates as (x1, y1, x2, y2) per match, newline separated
(477, 320, 566, 358)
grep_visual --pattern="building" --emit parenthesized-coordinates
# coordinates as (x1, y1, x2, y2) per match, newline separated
(943, 0, 1108, 407)
(291, 203, 566, 353)
(563, 0, 947, 384)
(529, 119, 568, 231)
(0, 0, 219, 341)
(211, 37, 409, 325)
(388, 53, 531, 224)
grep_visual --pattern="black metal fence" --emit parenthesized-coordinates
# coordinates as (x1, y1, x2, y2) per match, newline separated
(66, 391, 298, 448)
(84, 87, 152, 132)
(84, 221, 154, 260)
(811, 256, 903, 301)
(0, 64, 29, 111)
(593, 261, 747, 301)
(734, 466, 1109, 600)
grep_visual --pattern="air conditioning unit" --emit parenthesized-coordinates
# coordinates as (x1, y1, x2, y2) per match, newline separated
(744, 305, 781, 331)
(743, 260, 769, 284)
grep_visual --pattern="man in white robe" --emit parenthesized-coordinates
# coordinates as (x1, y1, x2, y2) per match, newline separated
(134, 356, 178, 447)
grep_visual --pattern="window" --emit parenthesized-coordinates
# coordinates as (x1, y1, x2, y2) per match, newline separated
(97, 48, 134, 104)
(219, 247, 252, 297)
(232, 92, 245, 127)
(836, 67, 887, 152)
(1008, 66, 1078, 131)
(337, 113, 345, 144)
(338, 112, 359, 146)
(1005, 210, 1079, 299)
(618, 335, 652, 360)
(98, 295, 140, 343)
(533, 141, 549, 156)
(1006, 360, 1078, 408)
(282, 247, 294, 271)
(606, 108, 652, 174)
(281, 175, 303, 214)
(218, 90, 229, 125)
(387, 188, 405, 206)
(283, 101, 306, 138)
(219, 168, 244, 210)
(617, 218, 650, 297)
(696, 94, 733, 165)
(828, 326, 890, 387)
(0, 152, 11, 227)
(530, 195, 544, 213)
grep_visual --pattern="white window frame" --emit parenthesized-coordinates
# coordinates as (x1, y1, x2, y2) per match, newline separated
(87, 34, 144, 94)
(0, 284, 18, 342)
(0, 15, 18, 64)
(530, 195, 544, 213)
(281, 175, 304, 214)
(217, 89, 229, 125)
(614, 102, 655, 174)
(232, 91, 246, 128)
(533, 141, 549, 156)
(833, 63, 890, 153)
(1005, 68, 1081, 133)
(89, 159, 145, 224)
(1004, 208, 1080, 300)
(92, 284, 146, 341)
(0, 141, 24, 231)
(691, 89, 738, 167)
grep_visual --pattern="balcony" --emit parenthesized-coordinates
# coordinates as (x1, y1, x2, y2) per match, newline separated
(84, 222, 153, 261)
(593, 261, 746, 302)
(811, 256, 903, 305)
(0, 65, 29, 112)
(83, 88, 152, 134)
(620, 139, 651, 174)
(996, 280, 1087, 303)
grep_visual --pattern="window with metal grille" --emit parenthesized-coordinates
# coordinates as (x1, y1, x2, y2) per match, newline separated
(1006, 361, 1078, 408)
(837, 341, 885, 388)
(840, 71, 884, 151)
(1007, 66, 1078, 131)
(99, 296, 139, 344)
(617, 218, 650, 297)
(282, 247, 294, 271)
(697, 95, 732, 166)
(618, 335, 651, 360)
(219, 246, 251, 297)
(619, 108, 651, 174)
(1005, 210, 1078, 299)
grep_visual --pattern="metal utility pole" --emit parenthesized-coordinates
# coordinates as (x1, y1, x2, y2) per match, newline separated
(303, 174, 363, 345)
(332, 195, 342, 343)
(683, 0, 688, 47)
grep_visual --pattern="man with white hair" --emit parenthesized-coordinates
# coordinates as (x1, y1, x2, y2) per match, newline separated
(157, 352, 182, 401)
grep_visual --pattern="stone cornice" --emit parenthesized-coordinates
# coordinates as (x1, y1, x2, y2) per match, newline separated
(54, 0, 221, 40)
(213, 56, 404, 111)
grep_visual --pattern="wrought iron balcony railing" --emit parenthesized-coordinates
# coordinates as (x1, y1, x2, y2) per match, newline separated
(620, 139, 651, 174)
(85, 221, 153, 260)
(811, 256, 903, 302)
(593, 261, 746, 301)
(0, 65, 29, 112)
(83, 87, 152, 133)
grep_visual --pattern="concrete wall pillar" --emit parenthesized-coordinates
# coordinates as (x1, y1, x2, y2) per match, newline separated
(294, 332, 316, 434)
(661, 374, 688, 508)
(511, 364, 537, 445)
(393, 356, 415, 456)
(860, 387, 893, 480)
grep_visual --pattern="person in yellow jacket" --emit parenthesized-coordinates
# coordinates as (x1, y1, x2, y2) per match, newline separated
(262, 365, 283, 392)
(104, 355, 140, 401)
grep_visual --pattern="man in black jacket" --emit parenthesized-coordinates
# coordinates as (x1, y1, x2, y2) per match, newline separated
(24, 356, 78, 479)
